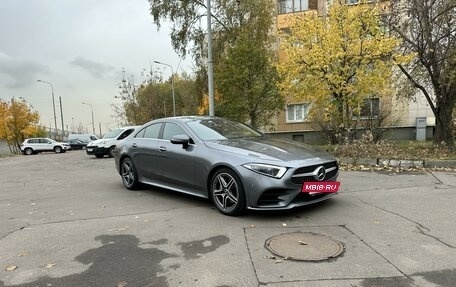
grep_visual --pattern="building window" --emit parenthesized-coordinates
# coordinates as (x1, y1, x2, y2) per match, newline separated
(359, 98, 380, 118)
(286, 103, 310, 122)
(279, 0, 309, 14)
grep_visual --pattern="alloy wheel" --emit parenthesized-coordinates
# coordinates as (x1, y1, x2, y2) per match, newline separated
(212, 172, 240, 213)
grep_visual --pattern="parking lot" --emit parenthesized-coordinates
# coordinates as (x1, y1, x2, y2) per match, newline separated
(0, 151, 455, 287)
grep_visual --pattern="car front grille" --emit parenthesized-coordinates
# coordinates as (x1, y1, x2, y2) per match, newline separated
(291, 161, 338, 185)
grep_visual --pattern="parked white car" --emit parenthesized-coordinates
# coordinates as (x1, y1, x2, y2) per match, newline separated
(21, 138, 71, 155)
(86, 126, 140, 158)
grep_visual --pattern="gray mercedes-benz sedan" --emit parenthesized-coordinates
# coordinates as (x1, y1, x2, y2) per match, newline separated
(114, 116, 339, 215)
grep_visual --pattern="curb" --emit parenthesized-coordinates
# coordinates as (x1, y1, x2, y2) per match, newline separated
(338, 157, 456, 168)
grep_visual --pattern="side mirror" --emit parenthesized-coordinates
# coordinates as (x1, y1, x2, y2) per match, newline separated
(170, 134, 191, 149)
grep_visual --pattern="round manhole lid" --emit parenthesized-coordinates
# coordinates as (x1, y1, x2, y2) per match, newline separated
(265, 232, 344, 261)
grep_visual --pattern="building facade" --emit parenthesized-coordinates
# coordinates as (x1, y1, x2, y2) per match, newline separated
(273, 0, 435, 142)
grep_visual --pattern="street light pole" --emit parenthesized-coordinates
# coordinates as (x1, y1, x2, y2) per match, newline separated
(154, 60, 176, 117)
(37, 80, 58, 139)
(82, 102, 95, 134)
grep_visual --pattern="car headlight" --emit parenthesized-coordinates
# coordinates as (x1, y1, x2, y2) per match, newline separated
(242, 163, 287, 179)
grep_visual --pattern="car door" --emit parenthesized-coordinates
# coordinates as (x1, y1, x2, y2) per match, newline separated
(154, 122, 197, 190)
(38, 139, 52, 151)
(129, 123, 162, 182)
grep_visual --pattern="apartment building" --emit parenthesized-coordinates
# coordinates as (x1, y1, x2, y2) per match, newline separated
(273, 0, 435, 142)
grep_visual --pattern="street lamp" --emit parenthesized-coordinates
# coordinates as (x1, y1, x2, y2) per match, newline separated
(154, 60, 176, 117)
(82, 102, 95, 134)
(37, 80, 58, 139)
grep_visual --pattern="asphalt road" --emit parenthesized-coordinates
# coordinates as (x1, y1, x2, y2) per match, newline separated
(0, 151, 455, 287)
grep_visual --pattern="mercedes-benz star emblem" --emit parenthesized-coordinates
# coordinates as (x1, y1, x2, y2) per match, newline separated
(314, 166, 326, 181)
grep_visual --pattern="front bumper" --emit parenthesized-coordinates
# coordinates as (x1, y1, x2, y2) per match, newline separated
(86, 146, 108, 156)
(236, 163, 339, 210)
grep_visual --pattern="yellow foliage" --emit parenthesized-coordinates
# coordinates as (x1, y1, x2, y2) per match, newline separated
(197, 91, 221, 116)
(0, 98, 41, 150)
(278, 1, 410, 111)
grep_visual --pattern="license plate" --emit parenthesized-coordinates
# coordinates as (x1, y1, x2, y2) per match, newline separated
(87, 148, 93, 152)
(302, 182, 340, 193)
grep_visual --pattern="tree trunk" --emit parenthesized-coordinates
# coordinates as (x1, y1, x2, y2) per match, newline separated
(433, 97, 455, 150)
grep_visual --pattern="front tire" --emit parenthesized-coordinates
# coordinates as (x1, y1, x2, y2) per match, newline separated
(210, 168, 246, 216)
(54, 146, 62, 153)
(120, 158, 139, 190)
(24, 148, 33, 155)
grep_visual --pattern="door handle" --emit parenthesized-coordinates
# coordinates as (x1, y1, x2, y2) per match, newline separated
(159, 146, 167, 152)
(132, 143, 138, 148)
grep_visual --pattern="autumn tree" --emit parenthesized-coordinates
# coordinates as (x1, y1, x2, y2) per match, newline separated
(278, 1, 409, 143)
(216, 35, 283, 128)
(148, 0, 283, 128)
(113, 71, 201, 125)
(0, 98, 44, 153)
(389, 0, 456, 149)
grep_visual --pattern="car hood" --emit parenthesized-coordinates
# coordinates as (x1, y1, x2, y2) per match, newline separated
(204, 137, 334, 162)
(87, 138, 112, 146)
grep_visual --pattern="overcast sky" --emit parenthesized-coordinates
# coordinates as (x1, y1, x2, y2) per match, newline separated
(0, 0, 192, 134)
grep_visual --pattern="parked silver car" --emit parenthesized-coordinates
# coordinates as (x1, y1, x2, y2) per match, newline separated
(21, 138, 71, 155)
(114, 117, 339, 215)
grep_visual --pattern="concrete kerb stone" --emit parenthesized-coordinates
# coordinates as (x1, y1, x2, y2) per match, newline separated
(424, 160, 456, 168)
(340, 157, 455, 168)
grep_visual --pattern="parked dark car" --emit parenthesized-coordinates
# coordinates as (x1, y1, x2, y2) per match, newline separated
(63, 139, 87, 150)
(114, 116, 340, 216)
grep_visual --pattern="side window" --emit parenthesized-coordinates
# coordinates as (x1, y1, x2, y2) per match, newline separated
(39, 139, 50, 144)
(28, 139, 37, 144)
(144, 124, 161, 139)
(135, 128, 146, 139)
(90, 136, 97, 140)
(118, 129, 134, 140)
(162, 123, 187, 141)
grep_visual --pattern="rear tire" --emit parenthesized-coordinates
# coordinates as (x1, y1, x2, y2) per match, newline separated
(120, 157, 139, 190)
(54, 146, 62, 153)
(210, 168, 246, 216)
(24, 148, 33, 155)
(108, 146, 115, 158)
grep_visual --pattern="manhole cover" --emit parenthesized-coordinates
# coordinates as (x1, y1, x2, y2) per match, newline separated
(264, 232, 344, 261)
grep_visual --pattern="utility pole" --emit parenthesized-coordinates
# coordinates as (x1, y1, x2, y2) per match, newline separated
(59, 96, 64, 139)
(207, 0, 215, 116)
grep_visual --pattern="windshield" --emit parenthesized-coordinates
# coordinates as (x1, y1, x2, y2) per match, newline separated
(186, 118, 262, 141)
(103, 129, 124, 139)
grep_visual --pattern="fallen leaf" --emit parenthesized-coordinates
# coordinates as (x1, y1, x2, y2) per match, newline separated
(250, 225, 255, 228)
(5, 265, 17, 271)
(298, 240, 308, 245)
(17, 253, 27, 257)
(263, 255, 276, 260)
(275, 260, 282, 264)
(45, 263, 56, 269)
(117, 281, 128, 287)
(282, 223, 287, 227)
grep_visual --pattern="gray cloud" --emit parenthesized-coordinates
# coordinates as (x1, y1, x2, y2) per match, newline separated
(70, 56, 115, 79)
(0, 52, 48, 88)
